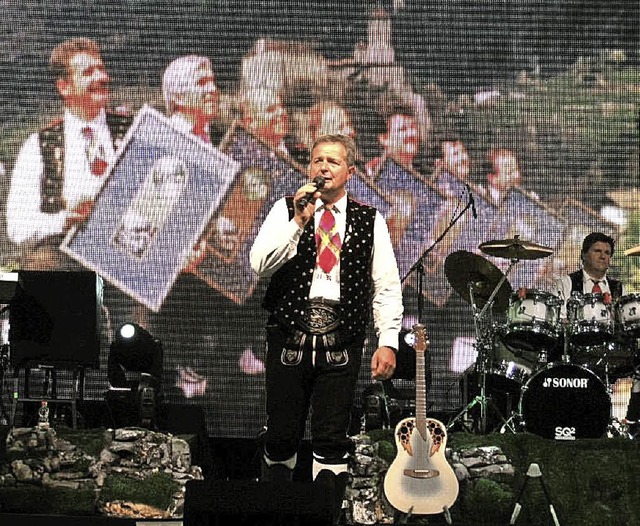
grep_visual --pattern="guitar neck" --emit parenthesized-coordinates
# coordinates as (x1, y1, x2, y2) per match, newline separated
(413, 324, 428, 439)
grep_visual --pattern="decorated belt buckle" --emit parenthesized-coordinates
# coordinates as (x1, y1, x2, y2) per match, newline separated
(299, 303, 341, 335)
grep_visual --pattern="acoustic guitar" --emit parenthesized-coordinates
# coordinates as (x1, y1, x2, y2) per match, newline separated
(383, 323, 459, 515)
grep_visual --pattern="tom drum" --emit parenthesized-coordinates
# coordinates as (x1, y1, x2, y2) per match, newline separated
(567, 292, 613, 347)
(502, 289, 561, 351)
(615, 293, 640, 339)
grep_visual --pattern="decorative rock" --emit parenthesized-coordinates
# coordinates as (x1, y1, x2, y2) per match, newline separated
(114, 428, 147, 441)
(109, 441, 137, 454)
(100, 448, 119, 464)
(345, 434, 516, 525)
(453, 462, 471, 482)
(0, 425, 204, 519)
(470, 463, 516, 481)
(170, 437, 191, 468)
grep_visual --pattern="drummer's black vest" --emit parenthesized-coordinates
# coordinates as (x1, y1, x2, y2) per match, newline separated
(262, 196, 376, 334)
(569, 270, 622, 301)
(38, 112, 133, 213)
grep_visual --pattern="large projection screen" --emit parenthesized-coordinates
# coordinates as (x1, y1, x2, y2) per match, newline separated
(0, 1, 637, 438)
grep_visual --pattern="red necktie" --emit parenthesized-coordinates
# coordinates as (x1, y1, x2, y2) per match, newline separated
(592, 280, 603, 294)
(82, 126, 108, 176)
(192, 126, 211, 144)
(316, 207, 341, 273)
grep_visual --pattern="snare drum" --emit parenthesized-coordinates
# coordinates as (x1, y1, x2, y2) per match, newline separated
(615, 293, 640, 339)
(502, 289, 561, 350)
(485, 338, 535, 393)
(519, 363, 611, 439)
(568, 293, 613, 346)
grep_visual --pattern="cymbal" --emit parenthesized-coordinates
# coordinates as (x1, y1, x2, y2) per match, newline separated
(444, 250, 512, 312)
(478, 235, 553, 260)
(624, 245, 640, 256)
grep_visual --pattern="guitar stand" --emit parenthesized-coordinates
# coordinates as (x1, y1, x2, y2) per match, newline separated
(509, 463, 560, 526)
(500, 410, 521, 435)
(395, 504, 453, 525)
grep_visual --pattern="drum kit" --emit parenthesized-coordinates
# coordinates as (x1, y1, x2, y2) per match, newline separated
(445, 236, 640, 439)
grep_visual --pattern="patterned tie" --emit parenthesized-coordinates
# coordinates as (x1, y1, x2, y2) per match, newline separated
(82, 126, 108, 176)
(192, 125, 211, 144)
(592, 279, 603, 294)
(316, 207, 341, 273)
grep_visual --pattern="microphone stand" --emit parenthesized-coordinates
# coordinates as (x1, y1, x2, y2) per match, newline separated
(400, 191, 474, 423)
(401, 194, 474, 286)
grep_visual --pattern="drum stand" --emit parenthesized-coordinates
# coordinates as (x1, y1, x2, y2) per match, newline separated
(448, 269, 516, 434)
(448, 336, 511, 434)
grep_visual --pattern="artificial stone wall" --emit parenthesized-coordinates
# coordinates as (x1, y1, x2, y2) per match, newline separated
(0, 426, 203, 519)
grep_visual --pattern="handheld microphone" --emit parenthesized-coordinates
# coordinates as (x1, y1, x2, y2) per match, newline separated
(466, 184, 477, 219)
(297, 176, 325, 209)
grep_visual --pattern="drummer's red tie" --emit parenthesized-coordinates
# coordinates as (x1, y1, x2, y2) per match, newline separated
(592, 280, 603, 293)
(316, 207, 341, 273)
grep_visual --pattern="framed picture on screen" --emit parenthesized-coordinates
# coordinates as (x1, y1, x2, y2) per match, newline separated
(61, 105, 240, 312)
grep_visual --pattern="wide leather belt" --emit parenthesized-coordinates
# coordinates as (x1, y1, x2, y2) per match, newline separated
(296, 300, 342, 335)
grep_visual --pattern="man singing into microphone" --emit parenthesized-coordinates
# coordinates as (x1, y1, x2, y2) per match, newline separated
(250, 133, 403, 522)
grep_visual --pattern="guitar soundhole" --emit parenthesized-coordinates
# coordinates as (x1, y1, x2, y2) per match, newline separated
(397, 421, 415, 450)
(429, 421, 445, 448)
(397, 419, 446, 454)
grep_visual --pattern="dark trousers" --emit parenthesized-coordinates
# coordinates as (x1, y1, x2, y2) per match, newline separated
(263, 321, 364, 465)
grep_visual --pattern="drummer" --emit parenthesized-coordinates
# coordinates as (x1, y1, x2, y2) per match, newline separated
(551, 232, 623, 318)
(551, 231, 640, 438)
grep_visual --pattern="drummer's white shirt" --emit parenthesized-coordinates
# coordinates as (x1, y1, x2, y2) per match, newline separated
(552, 269, 624, 319)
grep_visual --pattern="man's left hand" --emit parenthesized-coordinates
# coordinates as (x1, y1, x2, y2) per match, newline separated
(371, 346, 396, 380)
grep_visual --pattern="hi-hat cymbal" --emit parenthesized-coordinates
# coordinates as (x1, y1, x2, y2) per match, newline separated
(624, 245, 640, 256)
(444, 250, 512, 312)
(478, 235, 553, 260)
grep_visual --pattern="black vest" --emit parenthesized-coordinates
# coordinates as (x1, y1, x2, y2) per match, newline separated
(262, 196, 376, 334)
(569, 269, 622, 301)
(38, 112, 133, 213)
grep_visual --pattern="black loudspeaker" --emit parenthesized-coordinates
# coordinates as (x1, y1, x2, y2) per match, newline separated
(9, 271, 101, 368)
(184, 479, 334, 526)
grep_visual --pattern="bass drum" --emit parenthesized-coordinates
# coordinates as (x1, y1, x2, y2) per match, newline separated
(519, 363, 611, 440)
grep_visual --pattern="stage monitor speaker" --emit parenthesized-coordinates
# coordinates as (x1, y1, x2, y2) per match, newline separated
(9, 270, 101, 368)
(184, 479, 334, 526)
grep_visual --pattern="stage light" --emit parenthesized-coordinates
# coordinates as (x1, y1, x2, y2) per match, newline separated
(108, 323, 162, 387)
(107, 323, 163, 429)
(119, 323, 136, 339)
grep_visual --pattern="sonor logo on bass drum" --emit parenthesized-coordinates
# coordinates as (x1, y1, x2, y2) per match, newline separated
(555, 426, 576, 440)
(542, 377, 588, 388)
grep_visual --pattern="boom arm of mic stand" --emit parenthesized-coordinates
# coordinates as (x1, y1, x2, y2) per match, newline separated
(401, 196, 473, 284)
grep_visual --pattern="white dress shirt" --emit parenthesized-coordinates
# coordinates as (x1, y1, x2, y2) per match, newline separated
(551, 269, 624, 318)
(250, 192, 403, 350)
(6, 109, 116, 244)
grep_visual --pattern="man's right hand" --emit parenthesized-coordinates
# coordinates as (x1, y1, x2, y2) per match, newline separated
(293, 181, 321, 228)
